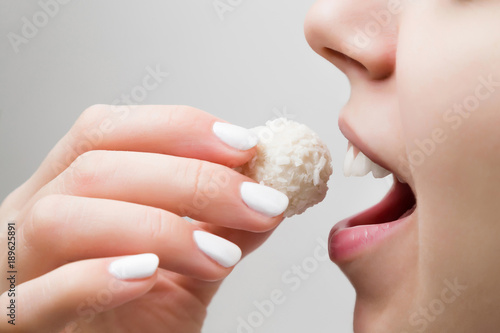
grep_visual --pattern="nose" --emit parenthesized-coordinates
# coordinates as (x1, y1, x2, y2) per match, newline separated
(304, 0, 399, 81)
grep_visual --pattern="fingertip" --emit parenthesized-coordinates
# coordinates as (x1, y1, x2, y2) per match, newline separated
(108, 253, 159, 280)
(247, 215, 285, 233)
(240, 182, 290, 218)
(210, 119, 259, 168)
(193, 230, 242, 268)
(212, 121, 259, 151)
(225, 148, 257, 168)
(4, 256, 160, 333)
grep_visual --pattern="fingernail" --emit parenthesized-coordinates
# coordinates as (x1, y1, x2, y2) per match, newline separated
(108, 253, 159, 280)
(213, 122, 258, 150)
(193, 230, 242, 268)
(240, 182, 289, 217)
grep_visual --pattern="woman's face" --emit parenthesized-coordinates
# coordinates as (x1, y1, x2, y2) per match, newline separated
(305, 0, 500, 331)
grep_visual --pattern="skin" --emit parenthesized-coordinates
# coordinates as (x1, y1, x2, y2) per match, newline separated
(305, 0, 500, 332)
(1, 1, 499, 332)
(0, 105, 283, 332)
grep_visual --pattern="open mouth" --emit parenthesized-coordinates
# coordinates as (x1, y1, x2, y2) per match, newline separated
(328, 143, 417, 262)
(344, 177, 416, 229)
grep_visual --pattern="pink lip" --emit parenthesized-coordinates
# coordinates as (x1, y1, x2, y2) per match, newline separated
(328, 178, 416, 263)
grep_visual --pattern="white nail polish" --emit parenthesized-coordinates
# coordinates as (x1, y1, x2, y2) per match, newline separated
(213, 122, 259, 150)
(108, 253, 159, 280)
(193, 230, 242, 268)
(240, 182, 289, 217)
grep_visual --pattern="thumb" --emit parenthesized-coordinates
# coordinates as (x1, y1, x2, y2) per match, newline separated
(0, 253, 159, 333)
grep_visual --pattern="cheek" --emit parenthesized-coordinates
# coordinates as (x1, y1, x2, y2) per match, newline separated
(396, 1, 500, 205)
(394, 1, 500, 295)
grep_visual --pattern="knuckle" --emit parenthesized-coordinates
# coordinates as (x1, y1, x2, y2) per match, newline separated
(142, 207, 173, 240)
(78, 104, 108, 128)
(168, 105, 205, 126)
(166, 105, 190, 126)
(182, 160, 231, 214)
(172, 104, 196, 115)
(25, 195, 64, 244)
(68, 104, 110, 156)
(187, 160, 213, 210)
(65, 150, 107, 192)
(192, 159, 206, 197)
(31, 195, 60, 227)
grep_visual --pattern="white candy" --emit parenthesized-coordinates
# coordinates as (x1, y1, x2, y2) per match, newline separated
(239, 118, 332, 217)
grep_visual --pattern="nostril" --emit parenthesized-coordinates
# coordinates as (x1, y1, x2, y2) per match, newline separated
(321, 41, 395, 81)
(304, 0, 398, 81)
(322, 47, 369, 75)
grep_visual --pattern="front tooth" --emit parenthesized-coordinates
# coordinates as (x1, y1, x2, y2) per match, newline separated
(396, 175, 407, 184)
(343, 146, 355, 177)
(350, 151, 372, 177)
(371, 163, 391, 178)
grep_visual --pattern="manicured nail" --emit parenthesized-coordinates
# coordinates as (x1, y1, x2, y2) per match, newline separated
(213, 122, 258, 150)
(108, 253, 159, 280)
(240, 182, 289, 217)
(193, 230, 242, 268)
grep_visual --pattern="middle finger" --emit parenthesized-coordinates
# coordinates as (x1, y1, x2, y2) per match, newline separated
(30, 150, 289, 232)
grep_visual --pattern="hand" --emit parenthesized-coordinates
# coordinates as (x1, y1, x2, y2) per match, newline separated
(0, 105, 289, 333)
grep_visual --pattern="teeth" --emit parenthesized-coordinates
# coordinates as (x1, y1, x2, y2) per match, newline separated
(343, 146, 355, 177)
(396, 175, 407, 184)
(372, 162, 391, 178)
(343, 144, 391, 179)
(350, 151, 372, 177)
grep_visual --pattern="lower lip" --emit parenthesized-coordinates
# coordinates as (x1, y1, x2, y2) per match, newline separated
(328, 180, 416, 263)
(328, 214, 413, 262)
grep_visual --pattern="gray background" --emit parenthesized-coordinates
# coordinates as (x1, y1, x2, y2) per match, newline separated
(0, 1, 392, 332)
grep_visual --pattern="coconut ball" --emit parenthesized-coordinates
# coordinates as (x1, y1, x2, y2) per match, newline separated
(240, 118, 332, 217)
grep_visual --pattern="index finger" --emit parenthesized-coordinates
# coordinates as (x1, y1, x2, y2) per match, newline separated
(14, 105, 258, 204)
